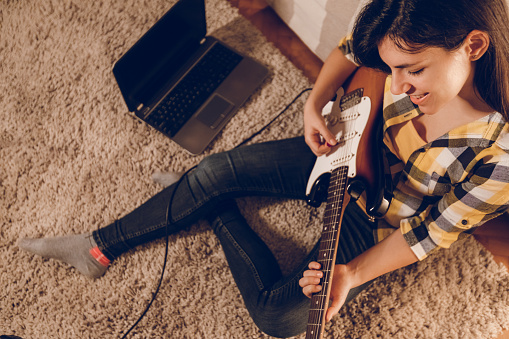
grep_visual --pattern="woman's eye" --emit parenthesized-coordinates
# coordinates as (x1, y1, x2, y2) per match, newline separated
(408, 68, 424, 76)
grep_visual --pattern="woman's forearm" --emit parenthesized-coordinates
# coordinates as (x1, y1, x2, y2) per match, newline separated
(346, 228, 419, 288)
(305, 47, 358, 112)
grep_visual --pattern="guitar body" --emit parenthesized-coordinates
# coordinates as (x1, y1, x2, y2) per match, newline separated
(306, 67, 387, 209)
(304, 67, 387, 339)
(305, 90, 371, 197)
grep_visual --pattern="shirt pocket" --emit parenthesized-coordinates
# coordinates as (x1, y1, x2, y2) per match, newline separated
(428, 171, 452, 196)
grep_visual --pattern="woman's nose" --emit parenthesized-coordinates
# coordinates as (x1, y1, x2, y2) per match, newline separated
(390, 73, 412, 95)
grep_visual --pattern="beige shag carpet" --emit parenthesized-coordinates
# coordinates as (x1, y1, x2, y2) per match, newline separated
(1, 0, 508, 338)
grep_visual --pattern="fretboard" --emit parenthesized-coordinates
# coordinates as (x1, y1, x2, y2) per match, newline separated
(305, 165, 349, 339)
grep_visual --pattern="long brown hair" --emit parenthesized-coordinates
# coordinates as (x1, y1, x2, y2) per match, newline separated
(351, 0, 509, 119)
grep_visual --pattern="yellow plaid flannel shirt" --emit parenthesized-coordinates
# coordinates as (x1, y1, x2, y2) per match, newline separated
(339, 36, 509, 260)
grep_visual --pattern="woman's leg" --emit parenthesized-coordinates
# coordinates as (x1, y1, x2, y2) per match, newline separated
(93, 136, 317, 260)
(19, 134, 378, 336)
(208, 199, 377, 338)
(19, 137, 316, 277)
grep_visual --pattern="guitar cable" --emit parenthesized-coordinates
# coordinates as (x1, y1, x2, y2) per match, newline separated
(120, 87, 312, 338)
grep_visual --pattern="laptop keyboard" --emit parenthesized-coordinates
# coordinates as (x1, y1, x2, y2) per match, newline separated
(146, 43, 243, 137)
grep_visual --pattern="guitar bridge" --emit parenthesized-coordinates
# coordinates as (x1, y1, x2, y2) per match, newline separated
(340, 88, 363, 111)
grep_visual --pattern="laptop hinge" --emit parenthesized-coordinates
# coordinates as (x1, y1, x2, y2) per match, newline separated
(136, 103, 151, 118)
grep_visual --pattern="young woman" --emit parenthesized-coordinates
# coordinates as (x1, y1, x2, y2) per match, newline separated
(19, 0, 509, 337)
(300, 0, 509, 323)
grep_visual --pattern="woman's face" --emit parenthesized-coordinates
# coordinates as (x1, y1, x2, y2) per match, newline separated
(378, 37, 475, 115)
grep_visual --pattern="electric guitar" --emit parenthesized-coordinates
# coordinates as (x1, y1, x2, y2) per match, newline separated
(304, 67, 389, 339)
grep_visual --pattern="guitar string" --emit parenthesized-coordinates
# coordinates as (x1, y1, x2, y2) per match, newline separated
(308, 167, 347, 338)
(316, 108, 354, 319)
(309, 168, 343, 330)
(309, 170, 336, 333)
(310, 114, 348, 333)
(308, 105, 358, 336)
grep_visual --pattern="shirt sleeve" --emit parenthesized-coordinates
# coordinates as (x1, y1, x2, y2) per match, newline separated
(338, 35, 359, 66)
(400, 152, 509, 260)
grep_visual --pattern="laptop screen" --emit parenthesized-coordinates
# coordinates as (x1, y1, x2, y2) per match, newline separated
(113, 0, 207, 112)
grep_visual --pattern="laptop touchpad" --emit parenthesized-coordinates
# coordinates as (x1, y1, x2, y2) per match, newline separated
(196, 94, 234, 129)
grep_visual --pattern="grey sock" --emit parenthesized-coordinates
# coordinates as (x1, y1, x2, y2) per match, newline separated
(18, 233, 109, 279)
(151, 171, 184, 187)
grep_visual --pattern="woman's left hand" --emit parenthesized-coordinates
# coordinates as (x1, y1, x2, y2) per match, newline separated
(300, 262, 355, 322)
(325, 264, 355, 321)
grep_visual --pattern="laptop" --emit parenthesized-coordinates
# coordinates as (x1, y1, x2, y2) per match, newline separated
(113, 0, 269, 154)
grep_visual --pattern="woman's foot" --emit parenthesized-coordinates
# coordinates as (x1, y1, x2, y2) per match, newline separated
(18, 233, 110, 279)
(151, 171, 184, 187)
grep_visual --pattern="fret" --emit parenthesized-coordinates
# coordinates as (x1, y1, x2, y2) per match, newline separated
(306, 165, 349, 339)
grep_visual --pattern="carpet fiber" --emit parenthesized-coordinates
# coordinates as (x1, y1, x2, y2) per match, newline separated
(1, 0, 508, 338)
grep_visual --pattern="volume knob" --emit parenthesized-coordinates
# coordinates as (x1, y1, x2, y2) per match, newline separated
(327, 115, 338, 126)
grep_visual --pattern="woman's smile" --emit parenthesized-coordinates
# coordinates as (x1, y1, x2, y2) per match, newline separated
(408, 92, 429, 105)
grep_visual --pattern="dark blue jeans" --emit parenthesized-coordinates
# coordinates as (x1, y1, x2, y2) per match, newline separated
(93, 137, 376, 337)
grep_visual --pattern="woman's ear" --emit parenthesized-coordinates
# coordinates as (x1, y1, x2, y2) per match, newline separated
(465, 30, 490, 61)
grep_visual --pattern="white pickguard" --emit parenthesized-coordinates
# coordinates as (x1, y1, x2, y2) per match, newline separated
(305, 89, 371, 196)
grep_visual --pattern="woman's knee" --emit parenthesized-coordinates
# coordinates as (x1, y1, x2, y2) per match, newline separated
(191, 152, 234, 188)
(247, 301, 308, 338)
(196, 152, 233, 178)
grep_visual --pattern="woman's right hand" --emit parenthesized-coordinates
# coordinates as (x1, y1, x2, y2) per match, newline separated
(302, 47, 358, 156)
(303, 102, 337, 156)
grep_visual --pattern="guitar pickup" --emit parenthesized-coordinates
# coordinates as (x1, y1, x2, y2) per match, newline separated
(335, 131, 357, 144)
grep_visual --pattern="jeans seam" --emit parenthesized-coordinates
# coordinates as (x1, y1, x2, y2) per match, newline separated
(98, 221, 169, 251)
(217, 219, 265, 291)
(93, 230, 116, 260)
(97, 185, 303, 259)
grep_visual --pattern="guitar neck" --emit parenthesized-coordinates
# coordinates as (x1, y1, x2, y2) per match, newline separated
(306, 166, 349, 339)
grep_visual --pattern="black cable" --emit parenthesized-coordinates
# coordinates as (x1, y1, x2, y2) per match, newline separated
(120, 165, 196, 339)
(235, 88, 312, 148)
(120, 87, 312, 338)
